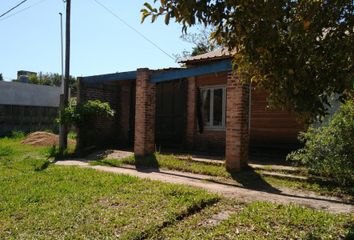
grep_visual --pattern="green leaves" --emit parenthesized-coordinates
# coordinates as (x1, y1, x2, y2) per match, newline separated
(141, 2, 160, 23)
(287, 99, 354, 188)
(58, 99, 115, 128)
(141, 0, 354, 122)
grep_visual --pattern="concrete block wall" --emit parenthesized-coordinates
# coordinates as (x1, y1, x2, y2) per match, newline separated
(0, 105, 58, 137)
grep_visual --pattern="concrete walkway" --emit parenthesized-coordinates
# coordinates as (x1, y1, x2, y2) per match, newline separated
(56, 160, 353, 214)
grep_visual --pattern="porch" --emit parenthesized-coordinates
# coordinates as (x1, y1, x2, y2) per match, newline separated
(78, 59, 250, 171)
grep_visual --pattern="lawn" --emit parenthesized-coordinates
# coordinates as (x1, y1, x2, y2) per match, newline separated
(1, 136, 353, 239)
(151, 200, 354, 239)
(92, 153, 354, 200)
(0, 137, 217, 239)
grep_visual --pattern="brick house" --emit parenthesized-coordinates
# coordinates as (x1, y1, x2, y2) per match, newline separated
(77, 49, 304, 170)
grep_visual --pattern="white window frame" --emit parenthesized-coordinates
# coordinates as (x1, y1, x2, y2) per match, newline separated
(200, 85, 226, 130)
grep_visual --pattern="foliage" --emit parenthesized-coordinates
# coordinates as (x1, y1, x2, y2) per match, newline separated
(58, 99, 115, 128)
(142, 0, 353, 122)
(17, 72, 78, 94)
(68, 131, 77, 140)
(0, 73, 3, 81)
(174, 26, 219, 62)
(288, 99, 354, 188)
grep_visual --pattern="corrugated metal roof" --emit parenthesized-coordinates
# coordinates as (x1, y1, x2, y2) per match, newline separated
(180, 48, 234, 63)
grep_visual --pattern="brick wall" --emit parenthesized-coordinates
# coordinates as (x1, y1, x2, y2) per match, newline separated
(77, 79, 121, 149)
(191, 72, 228, 154)
(116, 81, 135, 146)
(250, 88, 305, 147)
(225, 71, 250, 171)
(194, 130, 226, 155)
(134, 69, 156, 156)
(185, 77, 196, 149)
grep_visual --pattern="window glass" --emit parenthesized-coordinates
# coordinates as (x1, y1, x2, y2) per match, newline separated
(201, 86, 225, 129)
(202, 89, 210, 126)
(213, 88, 223, 126)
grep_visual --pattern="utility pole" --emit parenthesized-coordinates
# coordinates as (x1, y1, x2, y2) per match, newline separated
(59, 13, 64, 94)
(59, 0, 71, 150)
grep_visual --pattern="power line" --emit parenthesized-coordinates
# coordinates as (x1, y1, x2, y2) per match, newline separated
(93, 0, 176, 62)
(0, 0, 28, 19)
(0, 0, 48, 22)
(0, 0, 27, 18)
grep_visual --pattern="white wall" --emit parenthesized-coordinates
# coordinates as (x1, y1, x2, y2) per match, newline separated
(0, 81, 60, 107)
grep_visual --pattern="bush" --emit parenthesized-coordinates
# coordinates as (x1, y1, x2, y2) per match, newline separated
(58, 99, 115, 128)
(287, 99, 354, 188)
(57, 100, 115, 151)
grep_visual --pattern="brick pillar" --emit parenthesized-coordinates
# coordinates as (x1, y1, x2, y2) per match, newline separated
(225, 71, 250, 171)
(134, 68, 156, 156)
(185, 77, 196, 149)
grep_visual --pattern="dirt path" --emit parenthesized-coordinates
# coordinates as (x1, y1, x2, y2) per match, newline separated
(56, 160, 353, 214)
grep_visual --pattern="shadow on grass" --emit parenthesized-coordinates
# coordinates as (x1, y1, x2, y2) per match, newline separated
(33, 160, 50, 172)
(48, 145, 77, 161)
(134, 155, 160, 172)
(137, 196, 219, 239)
(229, 167, 282, 194)
(345, 224, 354, 240)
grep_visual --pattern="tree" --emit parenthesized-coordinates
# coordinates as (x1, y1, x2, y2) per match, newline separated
(0, 73, 3, 81)
(142, 1, 353, 122)
(27, 72, 77, 95)
(174, 26, 219, 62)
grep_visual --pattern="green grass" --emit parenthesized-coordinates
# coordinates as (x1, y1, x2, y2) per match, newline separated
(0, 137, 218, 239)
(92, 153, 353, 200)
(68, 130, 77, 140)
(1, 136, 353, 239)
(151, 199, 354, 239)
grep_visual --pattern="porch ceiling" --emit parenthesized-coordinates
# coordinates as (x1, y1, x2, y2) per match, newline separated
(151, 59, 232, 83)
(81, 59, 232, 86)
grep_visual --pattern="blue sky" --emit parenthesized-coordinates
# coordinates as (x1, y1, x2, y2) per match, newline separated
(0, 0, 195, 81)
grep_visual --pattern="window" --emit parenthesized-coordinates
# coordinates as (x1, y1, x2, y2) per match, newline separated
(201, 86, 226, 129)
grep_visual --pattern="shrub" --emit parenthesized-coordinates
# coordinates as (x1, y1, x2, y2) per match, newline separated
(287, 99, 354, 188)
(57, 100, 115, 151)
(58, 99, 115, 128)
